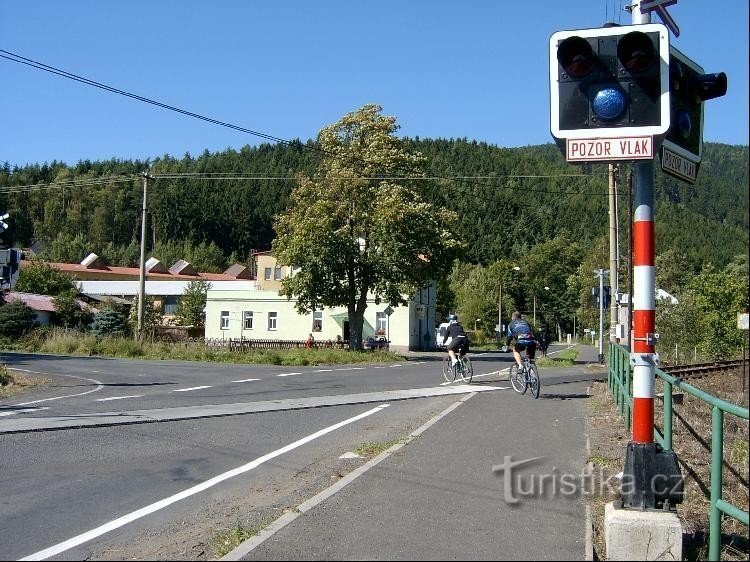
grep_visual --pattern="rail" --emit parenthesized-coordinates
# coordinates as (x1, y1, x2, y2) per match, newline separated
(608, 343, 749, 561)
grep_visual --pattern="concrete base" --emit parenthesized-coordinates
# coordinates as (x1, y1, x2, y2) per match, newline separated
(604, 501, 683, 561)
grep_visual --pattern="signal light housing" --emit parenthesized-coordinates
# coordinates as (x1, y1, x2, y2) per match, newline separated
(549, 24, 670, 142)
(660, 46, 728, 183)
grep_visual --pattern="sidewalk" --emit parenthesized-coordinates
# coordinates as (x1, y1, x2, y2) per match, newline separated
(225, 348, 601, 561)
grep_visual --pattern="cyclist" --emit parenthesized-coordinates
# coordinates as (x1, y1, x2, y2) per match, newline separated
(443, 314, 469, 368)
(505, 311, 536, 371)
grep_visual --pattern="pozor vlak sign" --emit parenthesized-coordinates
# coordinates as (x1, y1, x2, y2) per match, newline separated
(549, 23, 670, 163)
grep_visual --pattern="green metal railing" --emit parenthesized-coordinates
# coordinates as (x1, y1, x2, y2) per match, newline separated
(608, 343, 749, 561)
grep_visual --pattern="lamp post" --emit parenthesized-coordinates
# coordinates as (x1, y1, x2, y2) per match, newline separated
(533, 286, 550, 328)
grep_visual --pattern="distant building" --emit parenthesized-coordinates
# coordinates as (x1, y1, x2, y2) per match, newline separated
(4, 292, 98, 326)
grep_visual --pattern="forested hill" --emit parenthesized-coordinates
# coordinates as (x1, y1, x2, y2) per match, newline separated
(1, 140, 747, 273)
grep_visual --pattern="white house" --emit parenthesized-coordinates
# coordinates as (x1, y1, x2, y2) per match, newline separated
(205, 274, 438, 353)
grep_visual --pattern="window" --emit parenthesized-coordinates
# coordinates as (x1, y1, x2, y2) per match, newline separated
(264, 267, 272, 281)
(376, 312, 387, 334)
(274, 266, 282, 280)
(268, 312, 278, 331)
(220, 311, 230, 330)
(312, 310, 323, 332)
(163, 296, 179, 316)
(243, 311, 254, 330)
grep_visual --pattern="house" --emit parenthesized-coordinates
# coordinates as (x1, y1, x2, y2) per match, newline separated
(204, 252, 438, 353)
(4, 292, 98, 325)
(25, 253, 255, 322)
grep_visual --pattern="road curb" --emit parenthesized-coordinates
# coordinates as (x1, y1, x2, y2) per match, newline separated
(220, 391, 478, 561)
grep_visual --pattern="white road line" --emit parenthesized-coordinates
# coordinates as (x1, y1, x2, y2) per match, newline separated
(0, 407, 49, 417)
(231, 378, 261, 383)
(19, 404, 390, 561)
(172, 386, 212, 392)
(94, 395, 144, 402)
(389, 364, 403, 368)
(336, 367, 365, 371)
(314, 369, 332, 372)
(10, 371, 104, 406)
(277, 372, 302, 377)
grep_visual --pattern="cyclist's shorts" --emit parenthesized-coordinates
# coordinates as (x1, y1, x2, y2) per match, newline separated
(447, 337, 469, 355)
(514, 340, 536, 358)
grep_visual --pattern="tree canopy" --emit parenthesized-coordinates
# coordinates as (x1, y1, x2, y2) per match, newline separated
(272, 105, 463, 349)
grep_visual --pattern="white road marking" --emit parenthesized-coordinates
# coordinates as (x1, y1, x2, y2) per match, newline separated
(19, 404, 390, 561)
(232, 378, 261, 383)
(314, 369, 332, 372)
(172, 386, 212, 392)
(10, 371, 104, 406)
(389, 364, 402, 368)
(0, 407, 49, 417)
(277, 372, 302, 377)
(339, 451, 365, 459)
(336, 367, 365, 371)
(95, 395, 144, 402)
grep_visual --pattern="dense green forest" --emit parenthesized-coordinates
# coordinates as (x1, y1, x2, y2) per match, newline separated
(0, 140, 747, 274)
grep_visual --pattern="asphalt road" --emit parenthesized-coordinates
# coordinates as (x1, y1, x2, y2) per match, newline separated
(0, 345, 604, 560)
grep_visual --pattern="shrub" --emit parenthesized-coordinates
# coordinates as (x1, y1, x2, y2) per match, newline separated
(91, 309, 128, 337)
(0, 300, 37, 339)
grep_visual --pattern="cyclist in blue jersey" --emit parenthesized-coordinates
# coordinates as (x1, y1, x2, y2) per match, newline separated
(505, 311, 536, 371)
(443, 314, 469, 368)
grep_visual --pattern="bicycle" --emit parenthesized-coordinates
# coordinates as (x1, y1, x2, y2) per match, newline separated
(443, 351, 473, 384)
(509, 355, 540, 398)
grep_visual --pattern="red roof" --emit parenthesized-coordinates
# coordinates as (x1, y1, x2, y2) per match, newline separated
(25, 261, 247, 281)
(5, 292, 98, 314)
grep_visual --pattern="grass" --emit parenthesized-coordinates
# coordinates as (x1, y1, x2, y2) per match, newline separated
(537, 347, 578, 367)
(587, 367, 749, 561)
(0, 365, 49, 398)
(209, 518, 274, 558)
(353, 437, 407, 458)
(1, 328, 405, 366)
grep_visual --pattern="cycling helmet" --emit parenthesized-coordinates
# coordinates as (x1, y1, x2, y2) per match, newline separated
(448, 314, 458, 323)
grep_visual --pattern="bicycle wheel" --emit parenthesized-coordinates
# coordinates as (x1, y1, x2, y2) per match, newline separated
(528, 362, 540, 399)
(461, 357, 473, 383)
(509, 364, 527, 394)
(443, 357, 456, 383)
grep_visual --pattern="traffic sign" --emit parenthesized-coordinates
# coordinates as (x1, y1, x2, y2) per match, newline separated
(566, 135, 653, 162)
(384, 306, 394, 316)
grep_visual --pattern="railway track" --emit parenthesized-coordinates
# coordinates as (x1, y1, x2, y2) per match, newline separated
(660, 358, 749, 380)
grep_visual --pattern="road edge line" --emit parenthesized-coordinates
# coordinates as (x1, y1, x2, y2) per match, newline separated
(220, 392, 478, 561)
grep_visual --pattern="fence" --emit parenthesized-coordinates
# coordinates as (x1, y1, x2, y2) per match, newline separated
(204, 338, 350, 351)
(608, 343, 749, 561)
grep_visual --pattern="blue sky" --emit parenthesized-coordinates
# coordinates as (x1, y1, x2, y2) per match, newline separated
(1, 1, 747, 167)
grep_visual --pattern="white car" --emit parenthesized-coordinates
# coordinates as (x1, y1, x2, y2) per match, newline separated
(435, 322, 451, 350)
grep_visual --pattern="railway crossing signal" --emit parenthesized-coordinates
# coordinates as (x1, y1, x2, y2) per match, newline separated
(549, 23, 670, 162)
(660, 47, 727, 183)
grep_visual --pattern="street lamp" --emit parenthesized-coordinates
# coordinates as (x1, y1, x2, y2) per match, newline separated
(498, 265, 521, 338)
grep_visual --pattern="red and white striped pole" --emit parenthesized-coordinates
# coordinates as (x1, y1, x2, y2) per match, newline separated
(630, 0, 656, 446)
(632, 162, 656, 443)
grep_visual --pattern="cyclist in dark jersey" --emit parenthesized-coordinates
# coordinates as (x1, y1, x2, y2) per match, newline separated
(505, 311, 536, 371)
(443, 314, 469, 368)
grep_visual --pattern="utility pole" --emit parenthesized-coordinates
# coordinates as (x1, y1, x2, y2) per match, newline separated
(609, 163, 620, 342)
(137, 171, 154, 340)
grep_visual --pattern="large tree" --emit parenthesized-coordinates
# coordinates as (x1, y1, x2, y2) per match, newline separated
(273, 104, 462, 350)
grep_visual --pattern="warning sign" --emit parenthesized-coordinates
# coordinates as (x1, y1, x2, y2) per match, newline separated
(566, 136, 654, 162)
(660, 146, 698, 184)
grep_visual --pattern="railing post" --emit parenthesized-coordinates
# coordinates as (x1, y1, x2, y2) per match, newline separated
(662, 378, 673, 451)
(709, 405, 724, 561)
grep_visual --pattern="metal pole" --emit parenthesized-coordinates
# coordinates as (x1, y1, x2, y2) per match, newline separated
(597, 268, 607, 363)
(533, 293, 536, 328)
(609, 163, 619, 342)
(498, 283, 502, 340)
(137, 171, 152, 340)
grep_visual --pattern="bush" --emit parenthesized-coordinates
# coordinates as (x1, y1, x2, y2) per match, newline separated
(91, 309, 128, 337)
(0, 300, 37, 339)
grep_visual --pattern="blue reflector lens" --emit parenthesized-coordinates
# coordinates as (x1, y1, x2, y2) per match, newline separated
(592, 87, 626, 121)
(676, 110, 692, 138)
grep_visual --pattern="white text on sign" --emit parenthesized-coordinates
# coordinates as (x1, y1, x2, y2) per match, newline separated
(566, 136, 654, 162)
(661, 147, 697, 183)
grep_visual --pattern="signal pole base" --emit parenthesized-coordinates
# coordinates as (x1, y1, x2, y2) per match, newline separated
(604, 501, 682, 561)
(620, 442, 683, 510)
